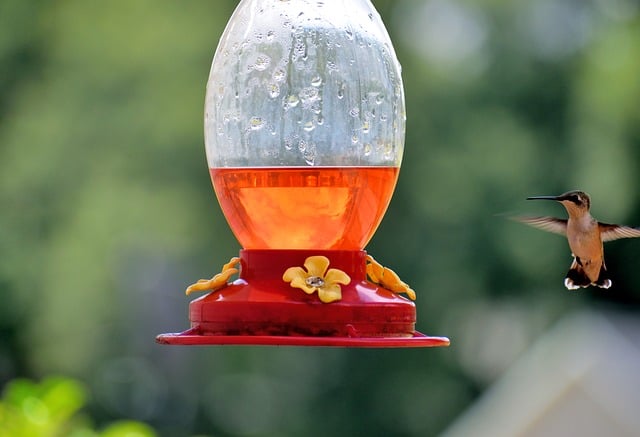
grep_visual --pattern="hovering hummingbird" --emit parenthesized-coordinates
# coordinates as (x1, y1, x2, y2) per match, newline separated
(517, 190, 640, 290)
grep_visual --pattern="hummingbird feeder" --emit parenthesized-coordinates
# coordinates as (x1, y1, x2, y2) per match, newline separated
(157, 0, 449, 347)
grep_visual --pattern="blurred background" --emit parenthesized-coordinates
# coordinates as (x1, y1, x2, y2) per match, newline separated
(2, 0, 640, 435)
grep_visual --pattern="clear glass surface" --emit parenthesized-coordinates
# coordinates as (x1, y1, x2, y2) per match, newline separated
(204, 0, 406, 168)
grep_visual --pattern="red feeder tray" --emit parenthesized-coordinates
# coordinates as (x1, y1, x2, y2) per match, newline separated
(156, 250, 449, 347)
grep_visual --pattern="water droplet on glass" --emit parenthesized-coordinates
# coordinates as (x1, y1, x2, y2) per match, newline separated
(302, 142, 317, 165)
(349, 107, 360, 117)
(253, 55, 271, 71)
(345, 29, 354, 40)
(375, 94, 385, 105)
(284, 94, 300, 110)
(303, 121, 315, 132)
(268, 83, 280, 98)
(361, 120, 370, 133)
(299, 87, 320, 109)
(284, 134, 298, 150)
(273, 68, 286, 82)
(337, 83, 345, 99)
(266, 30, 275, 41)
(249, 117, 265, 130)
(351, 134, 359, 144)
(383, 143, 394, 160)
(311, 76, 322, 87)
(363, 143, 372, 156)
(294, 40, 306, 58)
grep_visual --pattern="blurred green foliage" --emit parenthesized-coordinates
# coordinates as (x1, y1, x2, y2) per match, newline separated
(0, 376, 155, 436)
(1, 0, 640, 436)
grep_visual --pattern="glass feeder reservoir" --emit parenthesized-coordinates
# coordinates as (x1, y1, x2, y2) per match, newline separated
(158, 0, 449, 347)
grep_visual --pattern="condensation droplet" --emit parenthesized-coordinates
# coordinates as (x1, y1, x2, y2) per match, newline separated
(294, 40, 306, 58)
(337, 83, 345, 99)
(383, 142, 394, 160)
(351, 134, 359, 144)
(283, 94, 300, 110)
(253, 55, 271, 71)
(361, 120, 370, 133)
(268, 83, 280, 98)
(311, 76, 322, 87)
(375, 94, 385, 105)
(249, 117, 265, 130)
(266, 30, 275, 41)
(345, 29, 354, 40)
(284, 135, 298, 150)
(363, 143, 372, 156)
(302, 142, 317, 165)
(349, 107, 360, 117)
(303, 121, 315, 132)
(299, 87, 320, 109)
(273, 68, 286, 82)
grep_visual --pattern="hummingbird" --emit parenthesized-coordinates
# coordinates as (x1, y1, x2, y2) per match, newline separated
(518, 190, 640, 290)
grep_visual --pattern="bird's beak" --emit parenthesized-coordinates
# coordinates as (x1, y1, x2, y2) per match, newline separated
(526, 195, 560, 201)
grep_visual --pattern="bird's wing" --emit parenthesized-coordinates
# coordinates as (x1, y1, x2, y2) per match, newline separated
(599, 222, 640, 242)
(513, 216, 568, 236)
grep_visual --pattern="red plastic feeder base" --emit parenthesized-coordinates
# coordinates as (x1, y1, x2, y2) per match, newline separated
(156, 250, 449, 348)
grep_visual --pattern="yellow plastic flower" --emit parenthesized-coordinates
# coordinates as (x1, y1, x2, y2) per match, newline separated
(185, 256, 240, 295)
(366, 255, 416, 300)
(283, 255, 351, 303)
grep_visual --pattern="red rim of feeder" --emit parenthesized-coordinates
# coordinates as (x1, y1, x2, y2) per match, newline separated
(156, 250, 450, 348)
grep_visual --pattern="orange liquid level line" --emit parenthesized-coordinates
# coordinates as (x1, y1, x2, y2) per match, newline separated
(210, 167, 399, 250)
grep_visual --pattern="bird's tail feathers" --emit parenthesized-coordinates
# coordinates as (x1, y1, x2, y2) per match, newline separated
(564, 258, 611, 290)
